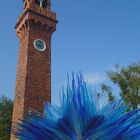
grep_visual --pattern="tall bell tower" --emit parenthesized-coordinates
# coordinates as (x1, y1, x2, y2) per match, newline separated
(11, 0, 57, 139)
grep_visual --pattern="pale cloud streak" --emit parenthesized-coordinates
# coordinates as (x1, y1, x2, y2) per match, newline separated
(84, 73, 107, 84)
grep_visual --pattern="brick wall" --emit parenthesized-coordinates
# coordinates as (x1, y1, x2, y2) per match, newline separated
(10, 2, 57, 139)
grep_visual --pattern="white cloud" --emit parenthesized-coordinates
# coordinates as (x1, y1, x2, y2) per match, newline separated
(84, 73, 107, 84)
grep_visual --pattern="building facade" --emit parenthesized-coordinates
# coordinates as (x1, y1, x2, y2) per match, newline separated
(11, 0, 57, 139)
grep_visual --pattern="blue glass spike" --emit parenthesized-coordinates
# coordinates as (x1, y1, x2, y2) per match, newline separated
(13, 73, 140, 140)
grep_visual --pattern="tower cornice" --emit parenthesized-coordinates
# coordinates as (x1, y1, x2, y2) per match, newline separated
(15, 3, 58, 39)
(15, 9, 57, 30)
(16, 3, 58, 28)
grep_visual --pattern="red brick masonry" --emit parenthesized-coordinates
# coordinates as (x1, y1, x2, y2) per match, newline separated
(11, 0, 57, 139)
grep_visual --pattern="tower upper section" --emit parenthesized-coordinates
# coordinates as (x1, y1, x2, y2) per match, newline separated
(16, 0, 57, 39)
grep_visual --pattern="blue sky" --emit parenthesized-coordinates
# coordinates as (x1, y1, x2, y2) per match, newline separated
(0, 0, 140, 105)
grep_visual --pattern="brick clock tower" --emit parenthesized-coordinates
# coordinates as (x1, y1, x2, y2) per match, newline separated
(11, 0, 57, 139)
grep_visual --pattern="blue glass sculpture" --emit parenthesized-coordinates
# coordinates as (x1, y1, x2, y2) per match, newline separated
(13, 74, 140, 140)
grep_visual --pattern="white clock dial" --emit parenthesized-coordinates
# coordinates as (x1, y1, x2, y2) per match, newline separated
(34, 39, 46, 51)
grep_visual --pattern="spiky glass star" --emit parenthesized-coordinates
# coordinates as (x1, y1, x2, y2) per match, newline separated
(13, 74, 140, 140)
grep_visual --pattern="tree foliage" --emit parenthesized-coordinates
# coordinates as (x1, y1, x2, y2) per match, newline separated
(0, 96, 13, 140)
(101, 84, 115, 102)
(101, 62, 140, 110)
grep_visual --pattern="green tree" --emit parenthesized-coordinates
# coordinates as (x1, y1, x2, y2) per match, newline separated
(101, 84, 115, 102)
(0, 96, 13, 140)
(101, 62, 140, 110)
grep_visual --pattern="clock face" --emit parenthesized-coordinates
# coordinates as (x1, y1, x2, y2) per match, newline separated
(34, 39, 46, 51)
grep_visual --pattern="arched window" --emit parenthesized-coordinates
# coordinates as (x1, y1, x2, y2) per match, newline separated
(42, 0, 48, 8)
(35, 0, 40, 5)
(35, 0, 48, 8)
